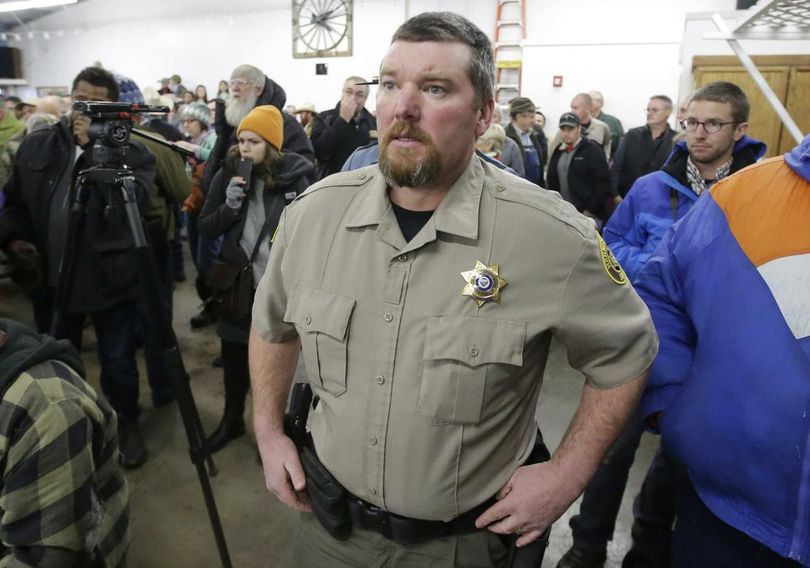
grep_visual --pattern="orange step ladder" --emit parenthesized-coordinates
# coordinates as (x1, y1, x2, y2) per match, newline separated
(494, 0, 526, 109)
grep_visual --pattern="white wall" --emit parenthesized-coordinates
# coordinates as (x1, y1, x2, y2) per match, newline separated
(8, 0, 494, 113)
(521, 0, 733, 134)
(6, 0, 810, 136)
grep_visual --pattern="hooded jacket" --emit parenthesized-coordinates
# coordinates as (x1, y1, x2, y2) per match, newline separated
(199, 151, 313, 266)
(198, 152, 313, 340)
(0, 318, 84, 391)
(603, 135, 766, 281)
(0, 317, 129, 567)
(635, 134, 810, 563)
(200, 76, 315, 193)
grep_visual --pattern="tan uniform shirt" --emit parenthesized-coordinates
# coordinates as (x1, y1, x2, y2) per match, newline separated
(253, 155, 658, 522)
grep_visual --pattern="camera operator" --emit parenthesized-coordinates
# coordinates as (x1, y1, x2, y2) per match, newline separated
(0, 66, 157, 469)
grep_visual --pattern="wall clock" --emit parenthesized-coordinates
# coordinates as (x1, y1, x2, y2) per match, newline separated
(292, 0, 353, 58)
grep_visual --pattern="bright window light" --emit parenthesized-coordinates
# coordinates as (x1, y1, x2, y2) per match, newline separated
(0, 0, 79, 14)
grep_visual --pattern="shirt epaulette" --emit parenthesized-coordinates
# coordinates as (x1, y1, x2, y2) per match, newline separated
(484, 162, 596, 240)
(296, 166, 376, 202)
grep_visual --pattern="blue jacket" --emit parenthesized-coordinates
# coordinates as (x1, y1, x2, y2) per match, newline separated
(341, 143, 517, 176)
(603, 135, 765, 281)
(635, 134, 810, 564)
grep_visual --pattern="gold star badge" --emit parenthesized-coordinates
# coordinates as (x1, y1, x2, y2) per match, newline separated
(461, 261, 508, 307)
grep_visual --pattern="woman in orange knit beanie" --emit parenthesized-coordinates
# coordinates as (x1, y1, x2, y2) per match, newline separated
(198, 104, 314, 452)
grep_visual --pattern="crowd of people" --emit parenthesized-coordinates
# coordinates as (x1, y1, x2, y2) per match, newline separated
(0, 9, 808, 568)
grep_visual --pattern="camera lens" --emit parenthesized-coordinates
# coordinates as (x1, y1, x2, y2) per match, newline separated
(108, 121, 130, 145)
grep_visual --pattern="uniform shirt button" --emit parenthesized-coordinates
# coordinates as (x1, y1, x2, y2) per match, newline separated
(358, 172, 366, 179)
(397, 254, 408, 262)
(376, 375, 385, 385)
(369, 436, 378, 446)
(304, 316, 312, 325)
(369, 488, 377, 495)
(469, 346, 480, 357)
(384, 313, 393, 322)
(495, 183, 505, 192)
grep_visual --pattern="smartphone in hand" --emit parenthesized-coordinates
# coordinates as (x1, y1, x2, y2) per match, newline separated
(237, 158, 253, 192)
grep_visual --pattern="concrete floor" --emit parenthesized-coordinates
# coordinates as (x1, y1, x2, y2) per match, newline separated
(0, 257, 658, 568)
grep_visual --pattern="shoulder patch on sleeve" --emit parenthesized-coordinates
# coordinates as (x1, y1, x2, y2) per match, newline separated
(598, 234, 628, 285)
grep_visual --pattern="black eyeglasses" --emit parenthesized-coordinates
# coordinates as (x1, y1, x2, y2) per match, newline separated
(680, 118, 737, 134)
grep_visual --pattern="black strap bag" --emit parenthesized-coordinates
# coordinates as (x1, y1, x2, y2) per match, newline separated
(205, 214, 270, 320)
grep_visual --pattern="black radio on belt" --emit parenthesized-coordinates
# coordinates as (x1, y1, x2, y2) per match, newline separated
(300, 444, 351, 540)
(284, 383, 351, 540)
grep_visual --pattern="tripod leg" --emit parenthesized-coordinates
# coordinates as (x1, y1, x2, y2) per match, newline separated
(119, 176, 218, 471)
(51, 177, 91, 338)
(118, 174, 232, 568)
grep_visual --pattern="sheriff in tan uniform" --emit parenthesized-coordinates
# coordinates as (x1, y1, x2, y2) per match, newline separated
(254, 156, 656, 516)
(249, 11, 657, 568)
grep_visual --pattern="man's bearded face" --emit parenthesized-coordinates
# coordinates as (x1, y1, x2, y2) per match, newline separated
(225, 89, 258, 127)
(379, 122, 441, 189)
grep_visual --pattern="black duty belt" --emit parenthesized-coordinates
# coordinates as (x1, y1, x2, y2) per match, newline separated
(345, 494, 496, 545)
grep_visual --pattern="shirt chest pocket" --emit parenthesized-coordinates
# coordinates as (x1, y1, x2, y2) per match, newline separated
(418, 316, 526, 425)
(286, 286, 355, 397)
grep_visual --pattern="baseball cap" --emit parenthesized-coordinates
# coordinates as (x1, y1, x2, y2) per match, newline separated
(559, 112, 580, 128)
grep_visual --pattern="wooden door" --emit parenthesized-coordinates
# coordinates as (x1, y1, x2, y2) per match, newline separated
(779, 66, 810, 155)
(693, 65, 789, 158)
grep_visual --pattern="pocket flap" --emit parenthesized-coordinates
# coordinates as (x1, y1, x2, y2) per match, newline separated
(286, 286, 355, 341)
(424, 316, 525, 366)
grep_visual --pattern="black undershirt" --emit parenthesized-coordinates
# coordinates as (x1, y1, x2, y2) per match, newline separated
(391, 202, 434, 242)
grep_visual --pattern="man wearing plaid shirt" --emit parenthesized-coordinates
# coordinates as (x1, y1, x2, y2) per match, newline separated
(0, 318, 129, 567)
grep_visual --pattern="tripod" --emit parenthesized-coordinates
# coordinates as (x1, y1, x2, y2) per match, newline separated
(52, 162, 232, 567)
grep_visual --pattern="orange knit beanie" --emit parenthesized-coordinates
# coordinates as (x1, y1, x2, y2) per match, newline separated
(237, 105, 284, 151)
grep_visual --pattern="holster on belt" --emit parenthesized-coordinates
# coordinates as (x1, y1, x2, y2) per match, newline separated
(299, 443, 352, 541)
(283, 383, 352, 541)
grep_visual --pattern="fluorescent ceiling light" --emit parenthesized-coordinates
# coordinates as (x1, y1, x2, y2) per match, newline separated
(0, 0, 78, 14)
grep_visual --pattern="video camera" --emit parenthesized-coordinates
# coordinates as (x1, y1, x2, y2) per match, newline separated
(72, 101, 170, 167)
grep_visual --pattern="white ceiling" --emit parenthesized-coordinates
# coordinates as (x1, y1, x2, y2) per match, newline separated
(0, 0, 88, 28)
(6, 0, 292, 30)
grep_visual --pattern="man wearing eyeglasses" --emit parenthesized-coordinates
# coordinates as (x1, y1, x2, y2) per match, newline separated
(610, 95, 677, 199)
(603, 81, 764, 284)
(310, 76, 378, 180)
(558, 81, 765, 568)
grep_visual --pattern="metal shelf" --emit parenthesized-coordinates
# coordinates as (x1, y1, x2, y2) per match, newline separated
(703, 0, 810, 144)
